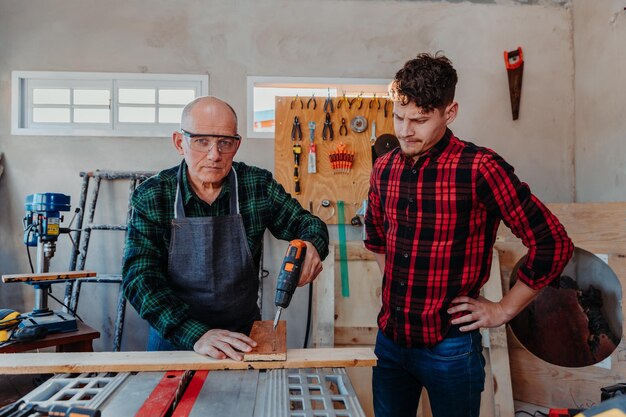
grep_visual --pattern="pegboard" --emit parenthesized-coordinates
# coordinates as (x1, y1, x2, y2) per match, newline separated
(274, 96, 394, 224)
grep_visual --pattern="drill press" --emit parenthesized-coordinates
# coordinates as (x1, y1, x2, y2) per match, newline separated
(20, 193, 78, 333)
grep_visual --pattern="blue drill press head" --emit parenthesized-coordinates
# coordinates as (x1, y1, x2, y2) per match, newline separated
(23, 193, 71, 246)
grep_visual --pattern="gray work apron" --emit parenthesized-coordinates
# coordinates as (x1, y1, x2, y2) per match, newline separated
(167, 164, 260, 333)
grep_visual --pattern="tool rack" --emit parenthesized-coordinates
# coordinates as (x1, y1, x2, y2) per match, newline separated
(274, 96, 394, 224)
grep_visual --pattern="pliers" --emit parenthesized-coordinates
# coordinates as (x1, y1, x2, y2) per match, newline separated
(324, 92, 334, 113)
(369, 94, 381, 110)
(337, 93, 350, 109)
(291, 116, 302, 140)
(307, 94, 317, 110)
(339, 118, 348, 136)
(355, 94, 364, 110)
(322, 113, 333, 141)
(291, 95, 303, 110)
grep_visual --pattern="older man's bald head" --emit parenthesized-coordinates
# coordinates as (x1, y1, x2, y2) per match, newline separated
(181, 96, 238, 133)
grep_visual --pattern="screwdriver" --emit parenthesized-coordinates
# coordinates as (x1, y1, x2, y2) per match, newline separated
(273, 240, 308, 330)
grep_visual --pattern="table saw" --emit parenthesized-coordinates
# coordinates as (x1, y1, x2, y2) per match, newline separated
(13, 367, 365, 417)
(0, 347, 375, 416)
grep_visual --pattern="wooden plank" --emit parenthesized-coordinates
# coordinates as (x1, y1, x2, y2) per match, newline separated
(1, 270, 97, 283)
(274, 96, 395, 225)
(496, 202, 626, 408)
(0, 348, 377, 374)
(481, 251, 514, 417)
(333, 243, 381, 331)
(334, 241, 377, 261)
(312, 244, 335, 348)
(243, 320, 286, 361)
(335, 326, 378, 345)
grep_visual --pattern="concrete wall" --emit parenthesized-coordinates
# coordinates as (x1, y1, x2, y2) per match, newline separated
(0, 0, 575, 351)
(573, 0, 626, 201)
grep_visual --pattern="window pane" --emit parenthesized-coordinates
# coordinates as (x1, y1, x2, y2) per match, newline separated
(159, 107, 183, 124)
(119, 89, 155, 104)
(119, 106, 155, 123)
(253, 87, 334, 133)
(33, 89, 70, 105)
(159, 89, 195, 105)
(74, 89, 110, 105)
(74, 108, 110, 123)
(33, 107, 70, 123)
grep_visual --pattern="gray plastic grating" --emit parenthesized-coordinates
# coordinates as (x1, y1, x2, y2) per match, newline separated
(19, 372, 129, 409)
(283, 368, 365, 417)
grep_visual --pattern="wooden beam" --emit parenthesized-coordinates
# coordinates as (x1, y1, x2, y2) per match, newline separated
(2, 270, 97, 283)
(0, 348, 377, 375)
(243, 320, 286, 361)
(481, 251, 515, 417)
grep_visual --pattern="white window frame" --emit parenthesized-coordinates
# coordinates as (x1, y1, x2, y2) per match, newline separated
(247, 76, 391, 139)
(12, 71, 209, 137)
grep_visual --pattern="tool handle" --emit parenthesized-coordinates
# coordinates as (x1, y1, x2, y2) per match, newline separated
(274, 240, 307, 309)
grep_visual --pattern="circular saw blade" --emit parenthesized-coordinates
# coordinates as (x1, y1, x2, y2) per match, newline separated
(373, 133, 399, 157)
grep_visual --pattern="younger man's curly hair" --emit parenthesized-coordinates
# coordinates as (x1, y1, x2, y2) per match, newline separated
(389, 52, 458, 113)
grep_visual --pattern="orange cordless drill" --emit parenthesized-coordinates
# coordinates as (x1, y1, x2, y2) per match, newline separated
(272, 239, 307, 330)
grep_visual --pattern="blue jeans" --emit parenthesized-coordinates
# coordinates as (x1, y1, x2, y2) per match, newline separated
(373, 329, 485, 417)
(147, 327, 180, 351)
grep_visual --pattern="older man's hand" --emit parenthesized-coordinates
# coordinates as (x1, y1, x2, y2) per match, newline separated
(193, 329, 257, 361)
(298, 241, 323, 286)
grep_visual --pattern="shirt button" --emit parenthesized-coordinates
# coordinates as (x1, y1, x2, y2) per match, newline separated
(400, 281, 406, 287)
(396, 306, 402, 311)
(412, 169, 417, 174)
(408, 198, 414, 203)
(403, 253, 409, 258)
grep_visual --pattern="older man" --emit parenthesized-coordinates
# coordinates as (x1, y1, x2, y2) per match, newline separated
(123, 96, 329, 360)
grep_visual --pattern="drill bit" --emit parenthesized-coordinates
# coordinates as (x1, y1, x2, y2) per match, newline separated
(273, 307, 283, 330)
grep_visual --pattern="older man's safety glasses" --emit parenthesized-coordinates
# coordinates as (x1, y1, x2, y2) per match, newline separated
(181, 129, 241, 154)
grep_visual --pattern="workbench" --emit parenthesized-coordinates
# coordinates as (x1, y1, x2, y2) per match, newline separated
(0, 322, 99, 354)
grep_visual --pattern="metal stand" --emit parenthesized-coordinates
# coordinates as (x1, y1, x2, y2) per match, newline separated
(20, 241, 78, 333)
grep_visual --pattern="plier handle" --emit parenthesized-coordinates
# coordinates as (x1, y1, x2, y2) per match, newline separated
(337, 93, 350, 109)
(324, 92, 334, 113)
(290, 95, 303, 110)
(339, 118, 348, 136)
(322, 113, 333, 141)
(355, 94, 364, 110)
(384, 99, 391, 118)
(307, 94, 317, 110)
(291, 116, 302, 140)
(369, 94, 381, 110)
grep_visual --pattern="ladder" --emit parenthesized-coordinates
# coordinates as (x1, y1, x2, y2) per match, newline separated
(64, 170, 155, 352)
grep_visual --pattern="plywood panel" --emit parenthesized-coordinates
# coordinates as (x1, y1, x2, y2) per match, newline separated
(0, 348, 377, 374)
(274, 96, 395, 224)
(496, 202, 626, 408)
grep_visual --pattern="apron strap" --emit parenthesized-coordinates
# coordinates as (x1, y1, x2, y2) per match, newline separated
(174, 163, 240, 218)
(229, 166, 240, 215)
(174, 163, 185, 219)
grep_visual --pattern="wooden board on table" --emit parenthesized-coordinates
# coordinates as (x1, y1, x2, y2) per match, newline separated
(274, 96, 395, 224)
(244, 320, 286, 361)
(2, 270, 96, 283)
(0, 348, 377, 374)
